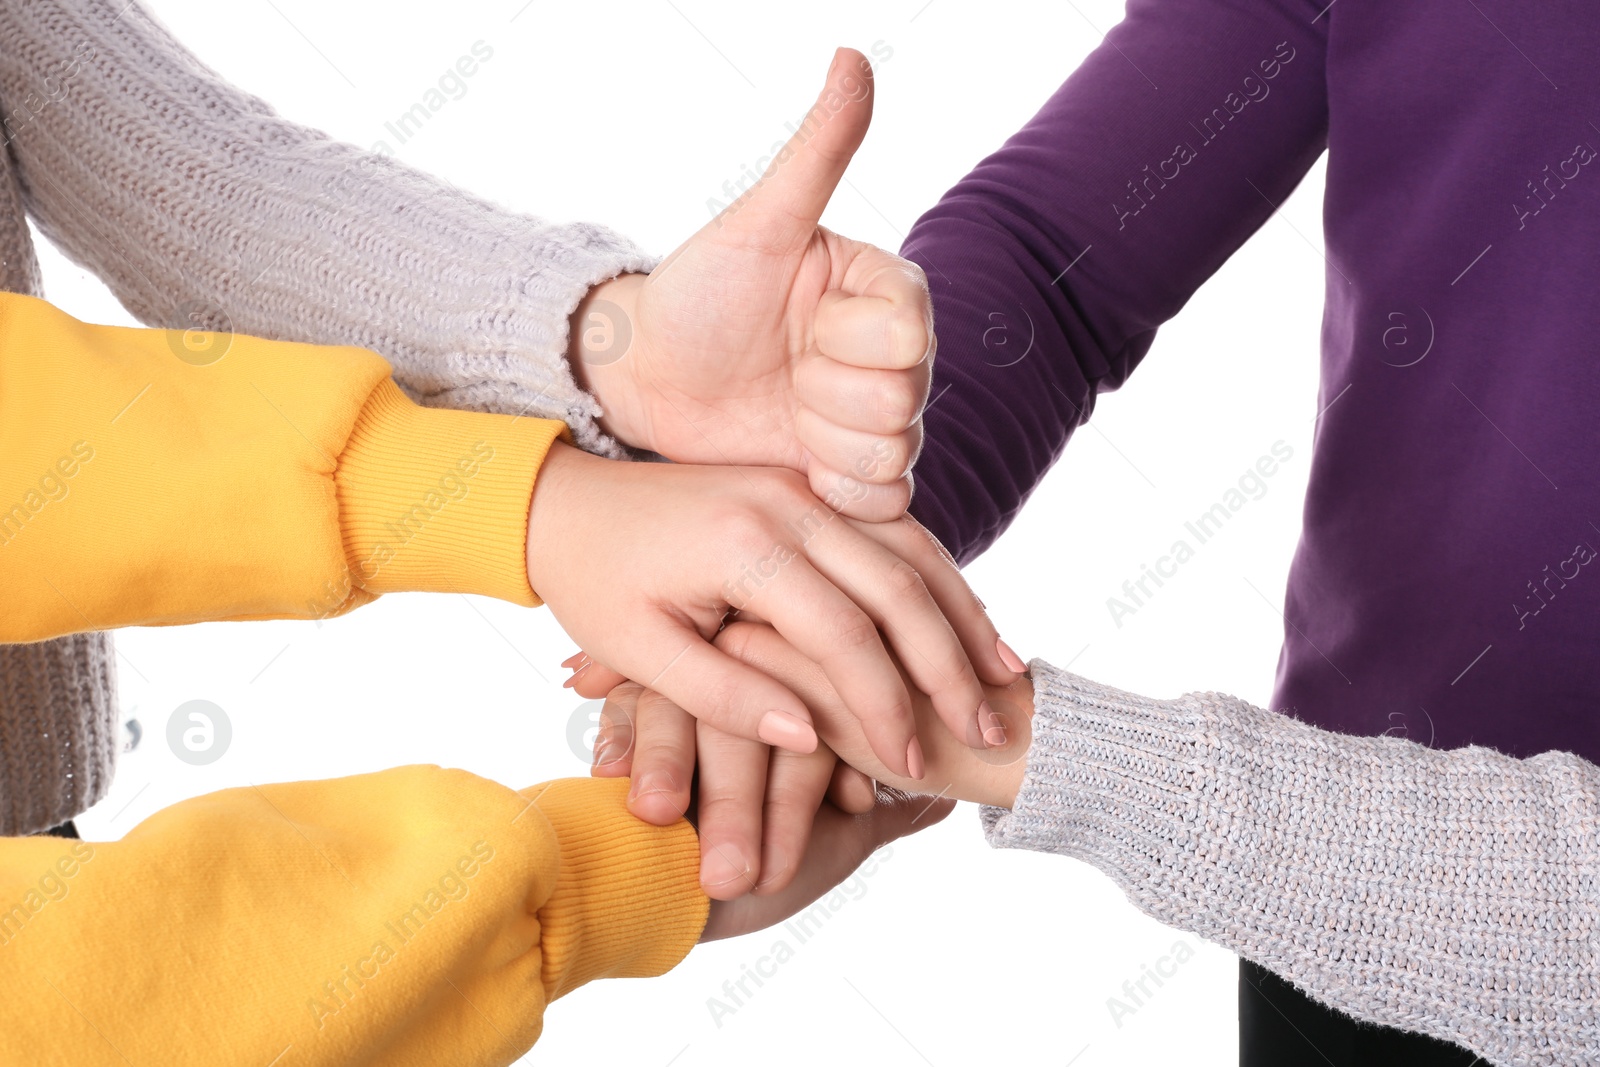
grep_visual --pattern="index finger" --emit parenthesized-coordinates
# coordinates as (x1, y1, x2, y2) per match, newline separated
(814, 251, 933, 371)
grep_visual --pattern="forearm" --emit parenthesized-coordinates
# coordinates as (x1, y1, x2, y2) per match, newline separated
(0, 293, 560, 641)
(0, 771, 706, 1065)
(986, 658, 1599, 1066)
(0, 0, 650, 454)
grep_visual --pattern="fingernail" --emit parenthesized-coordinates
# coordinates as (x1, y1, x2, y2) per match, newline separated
(561, 662, 590, 689)
(702, 846, 754, 891)
(628, 771, 672, 804)
(981, 700, 1007, 747)
(758, 711, 818, 752)
(996, 637, 1027, 674)
(560, 651, 589, 670)
(905, 736, 926, 780)
(755, 851, 790, 892)
(828, 46, 845, 79)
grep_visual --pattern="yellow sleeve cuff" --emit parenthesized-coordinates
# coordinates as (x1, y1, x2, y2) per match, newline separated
(334, 379, 567, 606)
(524, 777, 709, 1001)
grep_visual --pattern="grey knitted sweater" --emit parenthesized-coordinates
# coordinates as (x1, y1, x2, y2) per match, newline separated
(986, 659, 1599, 1066)
(0, 0, 646, 834)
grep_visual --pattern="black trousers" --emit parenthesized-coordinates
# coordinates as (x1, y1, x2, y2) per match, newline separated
(1239, 961, 1484, 1066)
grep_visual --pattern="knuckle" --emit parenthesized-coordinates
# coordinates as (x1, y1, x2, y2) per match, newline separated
(745, 467, 813, 517)
(763, 795, 811, 826)
(902, 260, 930, 293)
(874, 375, 922, 432)
(883, 695, 916, 730)
(866, 436, 910, 482)
(714, 622, 758, 664)
(940, 655, 981, 696)
(888, 305, 930, 368)
(884, 558, 928, 602)
(632, 686, 668, 716)
(721, 506, 774, 550)
(829, 607, 883, 655)
(696, 790, 742, 819)
(600, 693, 638, 731)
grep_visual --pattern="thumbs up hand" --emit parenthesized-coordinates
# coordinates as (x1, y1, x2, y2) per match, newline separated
(570, 48, 931, 522)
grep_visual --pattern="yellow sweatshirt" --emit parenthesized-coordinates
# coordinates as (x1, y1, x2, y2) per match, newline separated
(0, 292, 710, 1063)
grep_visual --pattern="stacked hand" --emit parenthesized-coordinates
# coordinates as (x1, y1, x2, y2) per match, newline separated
(528, 452, 1017, 777)
(537, 47, 1029, 923)
(581, 625, 1033, 912)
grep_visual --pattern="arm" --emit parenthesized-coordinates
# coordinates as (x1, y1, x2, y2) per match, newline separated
(983, 660, 1598, 1067)
(0, 761, 943, 1064)
(0, 771, 707, 1065)
(0, 0, 644, 454)
(902, 0, 1329, 562)
(712, 625, 1599, 1067)
(1, 9, 931, 521)
(0, 289, 1009, 770)
(0, 291, 562, 641)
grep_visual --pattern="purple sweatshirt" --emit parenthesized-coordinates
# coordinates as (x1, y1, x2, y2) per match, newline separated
(905, 0, 1600, 762)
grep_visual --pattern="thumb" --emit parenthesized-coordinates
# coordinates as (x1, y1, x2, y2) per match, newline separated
(720, 46, 875, 247)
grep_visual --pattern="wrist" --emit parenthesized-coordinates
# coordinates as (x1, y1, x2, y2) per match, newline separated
(567, 273, 649, 447)
(963, 672, 1035, 809)
(524, 439, 598, 600)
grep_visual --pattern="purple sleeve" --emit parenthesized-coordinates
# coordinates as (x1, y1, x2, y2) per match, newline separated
(905, 0, 1330, 564)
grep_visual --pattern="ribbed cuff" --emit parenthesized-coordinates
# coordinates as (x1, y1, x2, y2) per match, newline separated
(0, 632, 119, 835)
(526, 777, 708, 1000)
(428, 248, 663, 462)
(334, 379, 567, 605)
(981, 659, 1211, 893)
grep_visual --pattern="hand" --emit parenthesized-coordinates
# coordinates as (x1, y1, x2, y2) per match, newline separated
(580, 620, 1029, 897)
(700, 789, 953, 943)
(710, 620, 1035, 808)
(568, 47, 932, 522)
(589, 680, 880, 899)
(528, 444, 1019, 775)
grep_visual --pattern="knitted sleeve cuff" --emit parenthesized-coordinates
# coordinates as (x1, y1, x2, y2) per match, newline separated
(523, 777, 709, 1002)
(335, 378, 566, 606)
(414, 245, 662, 462)
(979, 659, 1213, 902)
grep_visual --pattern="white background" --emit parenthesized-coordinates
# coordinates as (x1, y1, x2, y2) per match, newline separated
(57, 1, 1328, 1063)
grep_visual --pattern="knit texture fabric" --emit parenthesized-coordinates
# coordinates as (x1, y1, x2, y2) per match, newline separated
(984, 659, 1600, 1067)
(0, 0, 650, 834)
